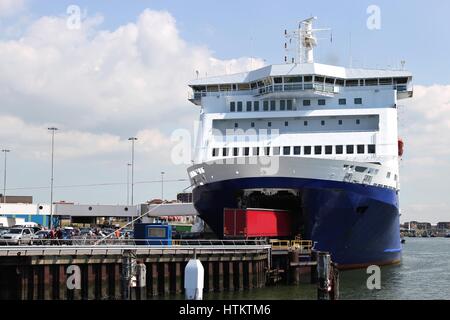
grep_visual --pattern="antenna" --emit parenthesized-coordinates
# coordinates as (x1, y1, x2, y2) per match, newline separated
(284, 17, 331, 64)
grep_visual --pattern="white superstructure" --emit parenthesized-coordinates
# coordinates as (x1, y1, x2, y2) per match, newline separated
(187, 18, 413, 193)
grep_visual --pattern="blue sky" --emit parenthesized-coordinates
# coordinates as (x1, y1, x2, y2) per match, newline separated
(0, 0, 449, 223)
(23, 0, 450, 85)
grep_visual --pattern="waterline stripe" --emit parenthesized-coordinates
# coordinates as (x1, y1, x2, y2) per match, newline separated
(384, 248, 402, 253)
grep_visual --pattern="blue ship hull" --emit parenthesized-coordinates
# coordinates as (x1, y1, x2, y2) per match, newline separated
(192, 177, 402, 268)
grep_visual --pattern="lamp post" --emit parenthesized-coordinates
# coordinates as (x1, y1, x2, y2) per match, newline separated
(48, 127, 58, 229)
(2, 149, 10, 204)
(161, 171, 165, 201)
(128, 137, 137, 226)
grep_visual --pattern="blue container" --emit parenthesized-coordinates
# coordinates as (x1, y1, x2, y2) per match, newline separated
(133, 223, 172, 245)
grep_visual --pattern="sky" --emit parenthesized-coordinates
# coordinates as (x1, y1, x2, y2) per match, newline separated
(0, 0, 449, 223)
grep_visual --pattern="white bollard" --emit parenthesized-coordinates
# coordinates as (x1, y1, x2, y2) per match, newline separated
(184, 258, 204, 300)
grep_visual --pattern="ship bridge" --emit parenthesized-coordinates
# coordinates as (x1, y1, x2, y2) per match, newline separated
(188, 63, 413, 106)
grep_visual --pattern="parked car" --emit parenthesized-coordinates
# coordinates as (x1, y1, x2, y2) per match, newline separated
(0, 228, 10, 237)
(0, 227, 34, 245)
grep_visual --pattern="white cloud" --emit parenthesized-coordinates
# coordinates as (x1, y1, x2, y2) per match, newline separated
(0, 0, 25, 17)
(399, 85, 450, 223)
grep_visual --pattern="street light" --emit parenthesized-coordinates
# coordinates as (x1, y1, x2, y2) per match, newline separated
(2, 149, 10, 204)
(48, 127, 58, 229)
(161, 171, 165, 201)
(128, 137, 138, 228)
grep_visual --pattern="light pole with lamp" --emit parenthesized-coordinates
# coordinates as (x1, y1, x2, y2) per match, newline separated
(48, 127, 58, 230)
(126, 163, 132, 206)
(128, 137, 138, 226)
(161, 171, 165, 201)
(2, 149, 10, 204)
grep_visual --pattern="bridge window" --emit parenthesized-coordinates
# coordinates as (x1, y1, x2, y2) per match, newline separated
(264, 147, 270, 156)
(280, 100, 286, 111)
(254, 101, 260, 111)
(263, 101, 269, 111)
(273, 147, 280, 156)
(212, 148, 219, 157)
(339, 98, 347, 105)
(246, 101, 252, 111)
(285, 76, 302, 83)
(336, 79, 345, 86)
(357, 145, 365, 154)
(345, 80, 359, 87)
(354, 98, 363, 105)
(314, 146, 322, 155)
(368, 144, 376, 154)
(244, 147, 250, 156)
(233, 148, 239, 157)
(270, 100, 276, 111)
(274, 77, 283, 84)
(294, 146, 301, 155)
(283, 146, 291, 155)
(304, 146, 312, 155)
(237, 101, 243, 112)
(253, 147, 260, 156)
(365, 79, 378, 86)
(223, 148, 229, 156)
(325, 146, 333, 155)
(336, 145, 343, 154)
(318, 99, 326, 106)
(230, 102, 236, 112)
(287, 100, 293, 110)
(303, 100, 311, 106)
(379, 78, 393, 85)
(346, 145, 354, 154)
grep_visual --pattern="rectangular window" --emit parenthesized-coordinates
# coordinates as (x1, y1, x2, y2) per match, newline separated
(303, 100, 311, 106)
(264, 147, 270, 156)
(294, 146, 301, 155)
(354, 98, 363, 105)
(346, 145, 354, 154)
(304, 146, 312, 155)
(336, 145, 343, 154)
(325, 146, 333, 155)
(321, 120, 325, 126)
(338, 120, 343, 125)
(368, 144, 376, 154)
(345, 80, 358, 87)
(230, 102, 236, 112)
(287, 100, 293, 110)
(246, 101, 252, 111)
(237, 101, 243, 112)
(223, 148, 229, 156)
(268, 122, 272, 127)
(233, 148, 239, 157)
(357, 145, 365, 154)
(280, 100, 286, 111)
(339, 98, 347, 105)
(356, 119, 361, 125)
(274, 77, 283, 84)
(234, 123, 238, 128)
(314, 146, 322, 155)
(283, 146, 291, 155)
(254, 101, 260, 111)
(318, 99, 326, 106)
(304, 121, 308, 126)
(263, 101, 269, 111)
(253, 147, 260, 156)
(273, 147, 280, 155)
(212, 148, 219, 157)
(285, 121, 289, 127)
(270, 100, 276, 111)
(387, 172, 391, 179)
(336, 79, 345, 86)
(244, 147, 250, 156)
(251, 122, 255, 128)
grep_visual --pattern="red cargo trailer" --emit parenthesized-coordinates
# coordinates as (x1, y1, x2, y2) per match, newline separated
(223, 208, 292, 238)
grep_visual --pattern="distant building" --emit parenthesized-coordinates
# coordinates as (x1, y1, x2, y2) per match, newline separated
(437, 222, 450, 230)
(177, 192, 193, 203)
(0, 195, 33, 204)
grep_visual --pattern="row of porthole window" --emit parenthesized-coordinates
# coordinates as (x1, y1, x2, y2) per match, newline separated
(233, 118, 362, 128)
(229, 98, 362, 112)
(211, 144, 376, 157)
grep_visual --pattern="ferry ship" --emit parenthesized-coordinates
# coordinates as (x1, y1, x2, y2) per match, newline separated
(187, 18, 413, 268)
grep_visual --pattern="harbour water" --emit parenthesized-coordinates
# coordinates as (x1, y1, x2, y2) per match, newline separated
(159, 238, 450, 300)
